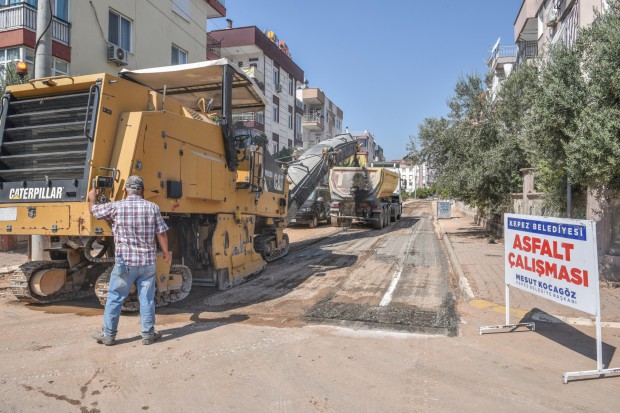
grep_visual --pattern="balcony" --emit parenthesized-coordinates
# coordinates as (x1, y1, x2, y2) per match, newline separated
(514, 0, 543, 42)
(487, 45, 517, 72)
(0, 4, 70, 45)
(241, 66, 264, 84)
(300, 88, 325, 105)
(205, 0, 226, 18)
(295, 99, 304, 110)
(207, 34, 221, 60)
(302, 113, 324, 131)
(516, 40, 538, 66)
(232, 112, 264, 132)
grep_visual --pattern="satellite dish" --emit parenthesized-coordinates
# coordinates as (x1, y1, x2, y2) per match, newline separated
(490, 37, 501, 55)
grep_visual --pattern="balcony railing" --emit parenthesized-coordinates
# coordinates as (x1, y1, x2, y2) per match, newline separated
(232, 112, 263, 124)
(516, 40, 538, 66)
(295, 99, 304, 111)
(302, 113, 324, 124)
(0, 4, 70, 45)
(207, 34, 221, 58)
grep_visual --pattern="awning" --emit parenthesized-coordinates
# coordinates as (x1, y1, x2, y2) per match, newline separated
(120, 59, 267, 113)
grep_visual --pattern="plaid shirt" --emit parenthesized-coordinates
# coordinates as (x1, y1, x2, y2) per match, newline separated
(91, 195, 168, 266)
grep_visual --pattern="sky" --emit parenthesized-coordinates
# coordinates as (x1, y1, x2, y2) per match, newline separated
(209, 0, 521, 161)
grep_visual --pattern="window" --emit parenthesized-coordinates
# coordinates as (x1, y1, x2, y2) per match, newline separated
(249, 58, 258, 68)
(172, 0, 190, 21)
(1, 1, 36, 6)
(109, 10, 132, 51)
(53, 58, 68, 75)
(273, 104, 279, 122)
(288, 139, 292, 148)
(171, 44, 187, 65)
(289, 76, 294, 95)
(0, 47, 21, 79)
(256, 111, 264, 124)
(273, 65, 280, 87)
(272, 133, 279, 153)
(238, 61, 243, 67)
(54, 0, 69, 21)
(288, 105, 293, 129)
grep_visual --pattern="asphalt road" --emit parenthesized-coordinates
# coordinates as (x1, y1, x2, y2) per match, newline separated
(0, 200, 618, 412)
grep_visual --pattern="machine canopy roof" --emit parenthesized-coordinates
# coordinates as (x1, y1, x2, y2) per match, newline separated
(120, 59, 266, 113)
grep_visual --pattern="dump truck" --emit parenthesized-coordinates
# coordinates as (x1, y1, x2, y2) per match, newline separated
(329, 165, 401, 229)
(0, 59, 357, 310)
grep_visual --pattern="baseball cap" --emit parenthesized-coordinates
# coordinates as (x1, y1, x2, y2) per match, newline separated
(125, 175, 144, 190)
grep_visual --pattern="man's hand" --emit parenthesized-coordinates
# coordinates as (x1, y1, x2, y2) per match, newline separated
(88, 188, 98, 203)
(163, 250, 172, 265)
(88, 188, 99, 214)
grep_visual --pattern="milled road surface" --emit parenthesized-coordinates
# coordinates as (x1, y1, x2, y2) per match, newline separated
(0, 200, 619, 412)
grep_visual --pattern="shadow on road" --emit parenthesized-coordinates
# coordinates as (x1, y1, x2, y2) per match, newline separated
(522, 308, 616, 368)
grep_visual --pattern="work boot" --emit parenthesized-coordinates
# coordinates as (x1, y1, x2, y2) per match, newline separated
(91, 330, 115, 346)
(142, 331, 162, 345)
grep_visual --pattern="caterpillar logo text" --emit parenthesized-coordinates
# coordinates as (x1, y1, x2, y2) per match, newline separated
(9, 187, 63, 200)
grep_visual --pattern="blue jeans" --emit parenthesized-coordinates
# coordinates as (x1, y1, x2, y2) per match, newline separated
(103, 263, 157, 339)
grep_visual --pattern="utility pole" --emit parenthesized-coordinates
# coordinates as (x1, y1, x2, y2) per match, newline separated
(31, 0, 54, 261)
(34, 0, 53, 77)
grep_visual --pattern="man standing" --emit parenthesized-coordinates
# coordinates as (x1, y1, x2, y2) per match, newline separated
(88, 175, 172, 346)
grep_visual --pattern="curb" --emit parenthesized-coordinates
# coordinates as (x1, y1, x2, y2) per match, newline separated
(433, 216, 475, 301)
(442, 232, 475, 300)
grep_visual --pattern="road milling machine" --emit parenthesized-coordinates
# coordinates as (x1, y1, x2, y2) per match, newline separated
(0, 59, 357, 310)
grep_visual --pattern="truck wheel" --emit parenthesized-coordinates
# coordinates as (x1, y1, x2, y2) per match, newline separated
(373, 212, 384, 229)
(308, 215, 318, 229)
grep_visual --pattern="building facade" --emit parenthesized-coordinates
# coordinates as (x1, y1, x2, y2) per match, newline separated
(487, 0, 608, 99)
(296, 87, 343, 150)
(208, 25, 304, 154)
(350, 130, 377, 162)
(0, 0, 225, 78)
(398, 161, 435, 194)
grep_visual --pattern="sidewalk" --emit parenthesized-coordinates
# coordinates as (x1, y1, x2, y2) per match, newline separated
(437, 211, 620, 325)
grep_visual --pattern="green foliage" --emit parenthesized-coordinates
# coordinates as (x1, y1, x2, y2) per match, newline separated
(566, 1, 620, 191)
(407, 0, 620, 215)
(415, 186, 435, 199)
(273, 146, 294, 162)
(408, 73, 527, 214)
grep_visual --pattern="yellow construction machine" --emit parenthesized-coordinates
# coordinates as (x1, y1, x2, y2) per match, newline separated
(0, 60, 357, 310)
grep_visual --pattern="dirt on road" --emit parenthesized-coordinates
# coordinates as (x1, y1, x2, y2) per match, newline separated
(0, 200, 619, 412)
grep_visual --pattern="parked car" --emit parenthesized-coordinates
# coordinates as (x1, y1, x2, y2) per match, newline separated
(291, 187, 331, 228)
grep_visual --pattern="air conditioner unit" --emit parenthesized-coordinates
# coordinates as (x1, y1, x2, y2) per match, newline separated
(547, 8, 559, 26)
(275, 83, 282, 93)
(107, 44, 129, 66)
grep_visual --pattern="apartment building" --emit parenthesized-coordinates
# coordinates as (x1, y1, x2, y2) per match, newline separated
(0, 0, 226, 77)
(350, 130, 378, 162)
(296, 87, 343, 150)
(398, 162, 435, 194)
(486, 39, 516, 102)
(208, 25, 304, 154)
(487, 0, 607, 100)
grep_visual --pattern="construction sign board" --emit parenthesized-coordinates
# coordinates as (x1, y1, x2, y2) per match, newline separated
(504, 214, 599, 315)
(437, 201, 451, 219)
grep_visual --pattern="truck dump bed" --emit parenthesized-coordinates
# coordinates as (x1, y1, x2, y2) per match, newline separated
(329, 167, 399, 201)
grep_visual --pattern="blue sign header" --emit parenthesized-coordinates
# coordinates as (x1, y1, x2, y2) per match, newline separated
(506, 217, 586, 241)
